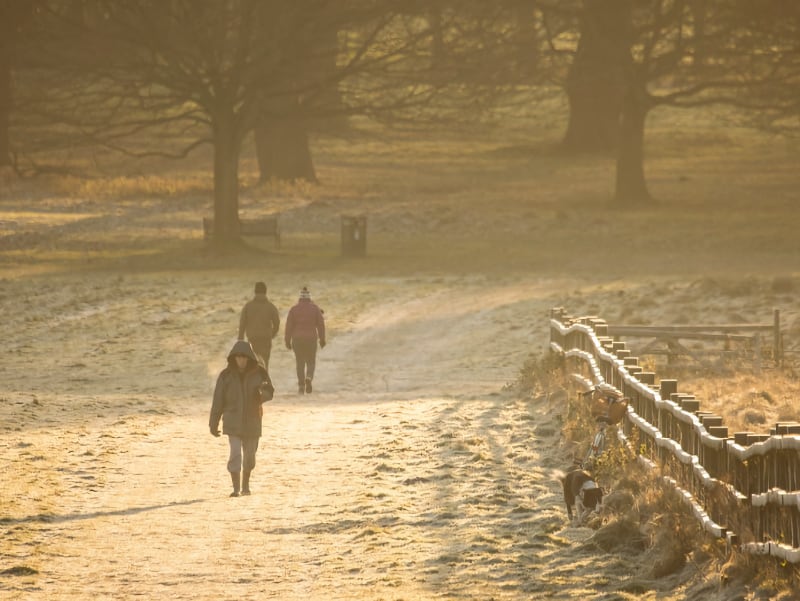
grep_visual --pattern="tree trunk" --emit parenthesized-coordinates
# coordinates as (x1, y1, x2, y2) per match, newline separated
(308, 24, 349, 135)
(0, 1, 34, 169)
(212, 109, 242, 248)
(0, 13, 15, 167)
(690, 0, 709, 69)
(254, 109, 316, 183)
(613, 84, 651, 207)
(562, 0, 631, 154)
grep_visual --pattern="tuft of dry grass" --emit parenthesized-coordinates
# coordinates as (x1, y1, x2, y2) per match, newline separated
(51, 174, 213, 199)
(553, 370, 800, 598)
(513, 351, 566, 399)
(683, 370, 800, 434)
(720, 551, 800, 600)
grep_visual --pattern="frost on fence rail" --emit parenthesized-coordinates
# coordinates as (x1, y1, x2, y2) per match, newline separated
(558, 338, 730, 539)
(549, 309, 800, 563)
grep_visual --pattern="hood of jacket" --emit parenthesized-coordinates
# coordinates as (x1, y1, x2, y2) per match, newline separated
(227, 339, 258, 363)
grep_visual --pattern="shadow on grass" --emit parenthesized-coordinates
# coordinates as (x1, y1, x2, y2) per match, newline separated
(0, 498, 207, 525)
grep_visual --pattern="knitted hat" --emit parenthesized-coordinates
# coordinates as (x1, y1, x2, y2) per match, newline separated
(299, 286, 311, 300)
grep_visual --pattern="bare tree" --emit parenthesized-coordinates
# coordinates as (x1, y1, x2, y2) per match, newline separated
(17, 1, 447, 247)
(253, 1, 551, 183)
(252, 18, 338, 184)
(547, 0, 800, 206)
(0, 1, 36, 169)
(730, 1, 800, 133)
(561, 0, 629, 154)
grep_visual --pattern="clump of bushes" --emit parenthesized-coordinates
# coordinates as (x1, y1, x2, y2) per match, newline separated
(513, 351, 565, 398)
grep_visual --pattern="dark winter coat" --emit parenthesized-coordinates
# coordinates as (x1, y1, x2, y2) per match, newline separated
(209, 340, 274, 439)
(284, 298, 326, 345)
(238, 293, 280, 341)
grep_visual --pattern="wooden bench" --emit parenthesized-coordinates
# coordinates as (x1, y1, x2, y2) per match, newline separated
(202, 216, 280, 247)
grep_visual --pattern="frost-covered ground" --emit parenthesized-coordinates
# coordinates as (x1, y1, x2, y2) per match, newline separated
(2, 117, 799, 599)
(3, 268, 796, 600)
(1, 274, 586, 601)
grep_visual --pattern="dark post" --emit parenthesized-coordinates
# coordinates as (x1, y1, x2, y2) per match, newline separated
(638, 372, 655, 385)
(659, 379, 678, 400)
(659, 380, 678, 435)
(341, 215, 367, 256)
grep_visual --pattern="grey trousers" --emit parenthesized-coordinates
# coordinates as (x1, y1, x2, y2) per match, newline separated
(227, 435, 259, 473)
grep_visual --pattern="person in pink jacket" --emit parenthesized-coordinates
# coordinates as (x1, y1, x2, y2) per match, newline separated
(284, 286, 326, 394)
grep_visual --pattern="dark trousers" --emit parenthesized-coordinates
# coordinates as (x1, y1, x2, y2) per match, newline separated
(292, 338, 317, 384)
(249, 336, 272, 372)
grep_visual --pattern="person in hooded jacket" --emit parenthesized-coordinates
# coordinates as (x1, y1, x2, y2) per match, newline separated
(238, 281, 280, 374)
(284, 286, 326, 394)
(209, 340, 274, 497)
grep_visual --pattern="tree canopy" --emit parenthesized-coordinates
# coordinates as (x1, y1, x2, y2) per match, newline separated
(3, 0, 798, 236)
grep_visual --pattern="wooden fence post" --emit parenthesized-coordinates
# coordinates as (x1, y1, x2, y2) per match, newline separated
(679, 395, 699, 454)
(754, 333, 762, 374)
(733, 432, 752, 494)
(659, 380, 678, 436)
(555, 309, 800, 560)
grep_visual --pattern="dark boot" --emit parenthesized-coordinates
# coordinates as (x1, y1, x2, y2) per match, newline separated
(241, 470, 251, 495)
(230, 471, 240, 497)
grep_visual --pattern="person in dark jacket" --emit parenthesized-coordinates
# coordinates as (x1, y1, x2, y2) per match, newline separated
(238, 281, 280, 374)
(284, 286, 326, 395)
(209, 340, 274, 497)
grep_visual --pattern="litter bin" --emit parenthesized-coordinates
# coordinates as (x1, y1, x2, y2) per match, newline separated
(341, 214, 367, 257)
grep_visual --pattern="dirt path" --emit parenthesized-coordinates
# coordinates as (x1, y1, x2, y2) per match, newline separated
(1, 273, 686, 600)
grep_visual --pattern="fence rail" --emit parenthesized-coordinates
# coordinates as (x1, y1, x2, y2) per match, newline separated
(549, 307, 800, 563)
(604, 311, 782, 371)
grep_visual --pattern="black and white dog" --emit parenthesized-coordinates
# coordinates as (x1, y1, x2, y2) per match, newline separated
(562, 465, 603, 524)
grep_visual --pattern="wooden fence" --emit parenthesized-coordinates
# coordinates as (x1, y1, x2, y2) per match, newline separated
(606, 311, 782, 372)
(549, 307, 800, 563)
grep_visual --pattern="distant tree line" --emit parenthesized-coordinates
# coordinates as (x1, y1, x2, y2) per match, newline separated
(1, 0, 797, 245)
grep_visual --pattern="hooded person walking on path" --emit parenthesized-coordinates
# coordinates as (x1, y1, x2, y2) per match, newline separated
(238, 281, 280, 374)
(209, 340, 274, 497)
(285, 286, 326, 394)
